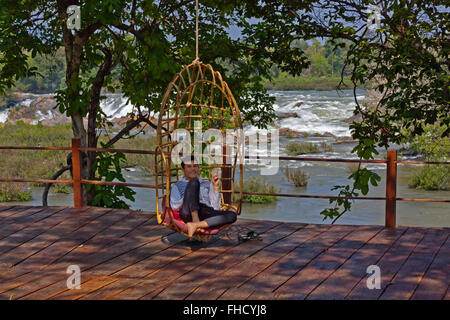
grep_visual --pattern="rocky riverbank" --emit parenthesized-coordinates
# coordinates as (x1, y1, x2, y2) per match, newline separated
(2, 93, 157, 134)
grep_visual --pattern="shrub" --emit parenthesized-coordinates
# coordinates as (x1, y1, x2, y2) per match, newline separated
(238, 175, 279, 204)
(284, 167, 309, 187)
(53, 183, 71, 194)
(285, 142, 320, 155)
(405, 122, 449, 191)
(285, 132, 294, 139)
(0, 182, 32, 201)
(408, 165, 450, 191)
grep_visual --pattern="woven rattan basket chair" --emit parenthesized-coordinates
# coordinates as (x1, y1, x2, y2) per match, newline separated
(154, 60, 243, 241)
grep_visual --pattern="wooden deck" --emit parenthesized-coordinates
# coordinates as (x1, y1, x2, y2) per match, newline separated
(0, 205, 448, 300)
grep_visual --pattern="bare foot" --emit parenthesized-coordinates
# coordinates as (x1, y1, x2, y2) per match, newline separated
(186, 222, 196, 240)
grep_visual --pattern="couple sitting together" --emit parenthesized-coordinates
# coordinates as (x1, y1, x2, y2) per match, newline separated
(170, 155, 237, 239)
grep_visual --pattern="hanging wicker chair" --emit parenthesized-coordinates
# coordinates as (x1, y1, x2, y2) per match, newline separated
(154, 59, 243, 241)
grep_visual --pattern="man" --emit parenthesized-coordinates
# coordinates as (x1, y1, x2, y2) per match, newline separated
(170, 155, 237, 239)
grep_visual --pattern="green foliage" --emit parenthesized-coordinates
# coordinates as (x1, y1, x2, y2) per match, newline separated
(407, 123, 450, 162)
(285, 142, 320, 155)
(0, 182, 32, 202)
(409, 165, 450, 191)
(8, 47, 66, 93)
(284, 167, 309, 187)
(53, 183, 71, 194)
(87, 146, 136, 209)
(263, 38, 369, 90)
(407, 123, 450, 190)
(240, 176, 279, 204)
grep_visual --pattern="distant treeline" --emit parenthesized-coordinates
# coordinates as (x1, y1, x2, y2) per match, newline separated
(4, 38, 366, 96)
(263, 39, 370, 90)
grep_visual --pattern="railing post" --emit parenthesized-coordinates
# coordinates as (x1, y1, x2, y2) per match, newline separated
(222, 144, 231, 204)
(385, 150, 397, 228)
(72, 138, 83, 208)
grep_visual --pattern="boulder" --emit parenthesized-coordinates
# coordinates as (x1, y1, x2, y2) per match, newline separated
(277, 112, 298, 119)
(312, 131, 337, 138)
(10, 92, 34, 101)
(279, 127, 306, 138)
(29, 95, 57, 111)
(334, 136, 356, 144)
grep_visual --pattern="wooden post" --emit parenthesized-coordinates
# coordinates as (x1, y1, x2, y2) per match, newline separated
(72, 138, 83, 208)
(222, 144, 231, 204)
(385, 150, 397, 228)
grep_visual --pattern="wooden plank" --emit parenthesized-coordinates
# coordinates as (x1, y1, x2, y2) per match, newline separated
(6, 207, 118, 269)
(379, 227, 448, 300)
(1, 206, 66, 225)
(0, 207, 89, 281)
(49, 231, 188, 300)
(81, 220, 278, 299)
(108, 220, 283, 300)
(0, 206, 17, 217)
(0, 206, 30, 222)
(0, 207, 71, 257)
(78, 278, 143, 300)
(411, 235, 449, 300)
(305, 226, 407, 299)
(78, 223, 256, 300)
(272, 225, 384, 300)
(14, 220, 177, 299)
(1, 208, 135, 298)
(0, 207, 115, 294)
(346, 227, 427, 299)
(50, 276, 119, 300)
(53, 212, 154, 258)
(218, 223, 333, 300)
(158, 222, 306, 300)
(0, 207, 54, 240)
(0, 207, 110, 271)
(0, 206, 448, 300)
(153, 222, 308, 300)
(176, 223, 311, 300)
(246, 224, 357, 300)
(0, 206, 60, 226)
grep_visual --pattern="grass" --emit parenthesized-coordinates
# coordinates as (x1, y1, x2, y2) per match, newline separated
(101, 134, 157, 175)
(284, 167, 309, 187)
(0, 121, 73, 201)
(285, 142, 320, 156)
(0, 121, 157, 202)
(320, 141, 334, 152)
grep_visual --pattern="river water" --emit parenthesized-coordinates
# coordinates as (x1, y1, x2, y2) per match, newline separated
(4, 90, 449, 227)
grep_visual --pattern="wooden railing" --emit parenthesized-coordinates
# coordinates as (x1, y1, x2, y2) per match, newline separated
(1, 138, 449, 228)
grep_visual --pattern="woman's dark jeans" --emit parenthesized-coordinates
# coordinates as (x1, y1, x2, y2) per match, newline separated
(180, 178, 237, 228)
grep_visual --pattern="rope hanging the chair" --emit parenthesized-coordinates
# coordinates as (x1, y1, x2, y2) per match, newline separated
(154, 0, 243, 241)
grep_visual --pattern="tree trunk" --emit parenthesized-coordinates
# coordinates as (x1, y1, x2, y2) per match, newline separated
(58, 0, 90, 206)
